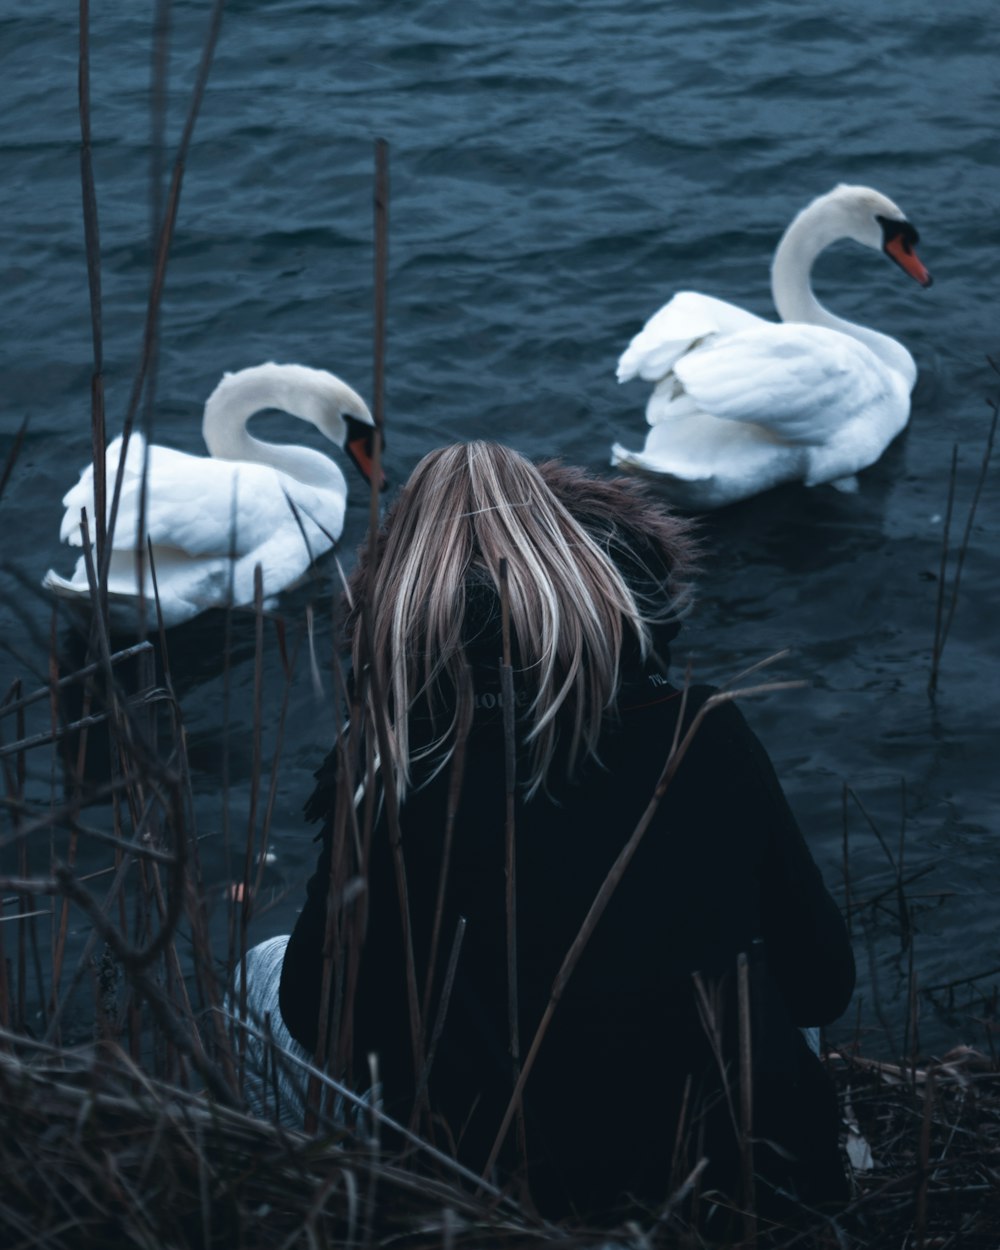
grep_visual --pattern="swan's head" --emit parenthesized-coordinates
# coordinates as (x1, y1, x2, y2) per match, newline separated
(289, 364, 384, 488)
(823, 184, 932, 288)
(203, 362, 385, 487)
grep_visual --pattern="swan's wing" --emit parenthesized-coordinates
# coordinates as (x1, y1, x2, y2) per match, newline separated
(120, 456, 268, 556)
(673, 323, 898, 445)
(46, 519, 330, 627)
(617, 292, 767, 384)
(58, 434, 146, 543)
(136, 461, 344, 556)
(58, 435, 216, 549)
(62, 440, 344, 558)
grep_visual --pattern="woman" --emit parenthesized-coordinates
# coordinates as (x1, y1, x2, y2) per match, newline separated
(277, 442, 855, 1224)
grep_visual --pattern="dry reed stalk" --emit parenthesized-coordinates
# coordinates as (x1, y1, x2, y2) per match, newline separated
(306, 138, 402, 1128)
(412, 916, 466, 1118)
(913, 1070, 933, 1249)
(0, 886, 7, 1038)
(928, 362, 999, 696)
(841, 781, 852, 943)
(354, 138, 427, 1092)
(306, 725, 357, 1115)
(78, 0, 107, 580)
(308, 709, 355, 1130)
(252, 629, 303, 906)
(324, 751, 358, 1103)
(371, 137, 389, 470)
(96, 0, 225, 620)
(131, 0, 174, 641)
(897, 779, 911, 954)
(906, 945, 919, 1085)
(924, 964, 1000, 998)
(928, 445, 958, 701)
(691, 971, 739, 1143)
(0, 642, 156, 756)
(328, 649, 368, 1088)
(10, 686, 38, 1031)
(150, 0, 171, 247)
(845, 866, 937, 919)
(235, 566, 267, 1065)
(736, 950, 756, 1246)
(666, 1073, 693, 1198)
(407, 721, 470, 1143)
(0, 418, 28, 507)
(220, 523, 239, 987)
(363, 135, 389, 578)
(499, 556, 527, 1169)
(938, 387, 998, 647)
(420, 730, 467, 1030)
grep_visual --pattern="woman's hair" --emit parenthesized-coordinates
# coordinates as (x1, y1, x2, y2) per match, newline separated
(347, 442, 696, 800)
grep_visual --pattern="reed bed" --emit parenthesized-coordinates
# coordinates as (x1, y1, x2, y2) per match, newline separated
(830, 1045, 1000, 1249)
(0, 1032, 549, 1250)
(1, 558, 998, 1249)
(0, 854, 999, 1250)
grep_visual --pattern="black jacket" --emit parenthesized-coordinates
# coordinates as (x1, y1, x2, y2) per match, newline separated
(280, 673, 854, 1220)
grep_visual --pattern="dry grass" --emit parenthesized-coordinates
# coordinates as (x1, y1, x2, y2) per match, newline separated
(1, 598, 999, 1249)
(1, 996, 999, 1250)
(832, 1047, 1000, 1248)
(0, 1034, 551, 1250)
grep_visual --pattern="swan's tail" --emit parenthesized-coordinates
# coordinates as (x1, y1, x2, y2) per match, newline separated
(42, 567, 88, 600)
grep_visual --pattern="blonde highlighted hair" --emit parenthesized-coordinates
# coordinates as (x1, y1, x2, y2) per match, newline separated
(347, 442, 695, 800)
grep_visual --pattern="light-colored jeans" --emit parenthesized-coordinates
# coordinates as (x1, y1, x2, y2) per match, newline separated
(229, 934, 317, 1126)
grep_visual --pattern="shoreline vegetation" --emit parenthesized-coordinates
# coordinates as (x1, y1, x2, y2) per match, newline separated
(3, 5, 998, 1246)
(0, 618, 998, 1247)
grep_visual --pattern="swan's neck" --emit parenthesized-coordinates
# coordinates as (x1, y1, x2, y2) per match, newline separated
(202, 366, 346, 489)
(771, 202, 916, 387)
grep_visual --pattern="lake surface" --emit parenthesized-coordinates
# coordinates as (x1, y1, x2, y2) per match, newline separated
(2, 0, 999, 1053)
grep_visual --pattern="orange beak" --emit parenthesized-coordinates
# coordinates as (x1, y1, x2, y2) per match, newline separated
(884, 233, 932, 288)
(344, 417, 387, 489)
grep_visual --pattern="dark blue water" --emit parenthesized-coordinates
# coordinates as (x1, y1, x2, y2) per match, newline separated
(3, 0, 999, 1051)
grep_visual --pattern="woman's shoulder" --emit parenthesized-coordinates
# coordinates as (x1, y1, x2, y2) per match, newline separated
(620, 676, 724, 723)
(617, 676, 776, 778)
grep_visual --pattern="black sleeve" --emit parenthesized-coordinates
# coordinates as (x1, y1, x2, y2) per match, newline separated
(711, 697, 855, 1027)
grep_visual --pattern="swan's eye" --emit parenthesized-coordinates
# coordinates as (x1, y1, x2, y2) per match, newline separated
(876, 215, 920, 254)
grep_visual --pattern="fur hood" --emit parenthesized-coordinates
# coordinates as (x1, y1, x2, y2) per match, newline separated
(347, 458, 698, 648)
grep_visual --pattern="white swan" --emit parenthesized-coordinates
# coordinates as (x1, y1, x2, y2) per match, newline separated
(43, 362, 377, 628)
(611, 184, 932, 509)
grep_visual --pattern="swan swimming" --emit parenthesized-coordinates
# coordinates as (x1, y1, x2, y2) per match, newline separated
(44, 362, 378, 628)
(611, 184, 932, 509)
